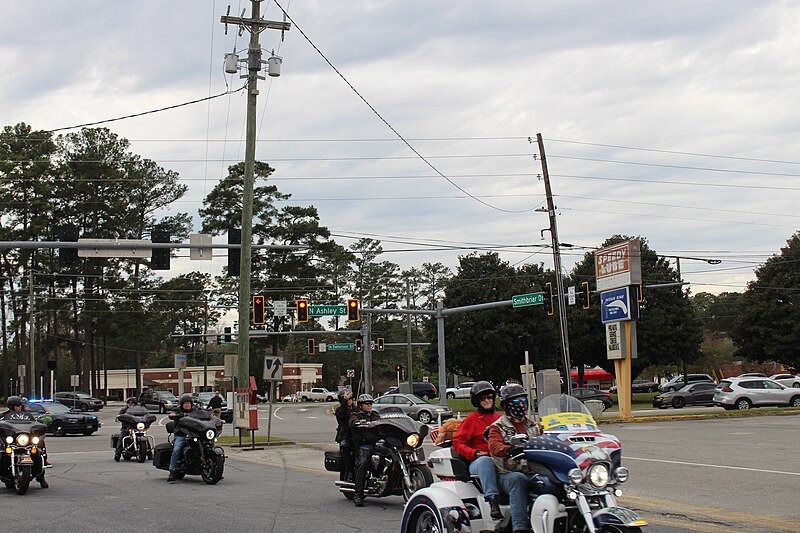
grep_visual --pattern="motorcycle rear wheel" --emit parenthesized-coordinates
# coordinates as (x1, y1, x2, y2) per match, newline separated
(15, 465, 31, 495)
(403, 464, 434, 501)
(201, 454, 224, 484)
(407, 506, 442, 533)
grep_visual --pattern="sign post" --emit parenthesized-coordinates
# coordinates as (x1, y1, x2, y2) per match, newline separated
(263, 357, 284, 443)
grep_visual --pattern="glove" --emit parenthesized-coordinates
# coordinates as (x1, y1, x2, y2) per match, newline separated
(507, 445, 524, 458)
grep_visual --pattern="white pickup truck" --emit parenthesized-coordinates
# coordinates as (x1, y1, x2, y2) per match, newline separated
(296, 387, 337, 402)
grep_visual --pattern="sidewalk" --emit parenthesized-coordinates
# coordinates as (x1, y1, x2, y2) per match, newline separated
(225, 441, 338, 474)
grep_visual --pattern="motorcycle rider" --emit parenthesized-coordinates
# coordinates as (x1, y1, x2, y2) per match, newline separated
(115, 397, 139, 461)
(348, 393, 381, 507)
(334, 388, 356, 482)
(452, 381, 503, 519)
(166, 393, 197, 482)
(1, 396, 49, 489)
(487, 384, 541, 533)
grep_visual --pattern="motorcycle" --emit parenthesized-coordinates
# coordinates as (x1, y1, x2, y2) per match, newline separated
(402, 394, 648, 533)
(0, 419, 48, 495)
(324, 411, 434, 501)
(152, 410, 225, 484)
(112, 406, 157, 463)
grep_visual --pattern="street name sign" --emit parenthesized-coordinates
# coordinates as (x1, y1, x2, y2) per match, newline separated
(327, 343, 355, 351)
(310, 305, 346, 316)
(512, 292, 545, 308)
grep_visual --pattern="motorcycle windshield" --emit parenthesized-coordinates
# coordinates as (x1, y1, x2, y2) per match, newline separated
(367, 414, 428, 441)
(538, 394, 598, 433)
(177, 411, 220, 436)
(0, 420, 48, 438)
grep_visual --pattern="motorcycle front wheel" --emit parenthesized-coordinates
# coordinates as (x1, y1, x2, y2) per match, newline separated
(137, 444, 148, 463)
(15, 465, 31, 495)
(403, 464, 434, 501)
(201, 454, 224, 484)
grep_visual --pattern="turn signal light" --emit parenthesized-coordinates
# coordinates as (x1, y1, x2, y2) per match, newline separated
(5, 447, 11, 454)
(31, 447, 38, 454)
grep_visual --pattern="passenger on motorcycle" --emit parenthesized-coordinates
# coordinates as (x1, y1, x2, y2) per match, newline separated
(348, 393, 381, 507)
(487, 384, 541, 533)
(334, 388, 356, 482)
(115, 397, 139, 460)
(1, 396, 49, 488)
(166, 393, 197, 482)
(452, 380, 503, 519)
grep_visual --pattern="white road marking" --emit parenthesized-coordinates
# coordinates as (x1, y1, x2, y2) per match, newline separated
(625, 456, 800, 476)
(273, 405, 284, 420)
(307, 416, 318, 419)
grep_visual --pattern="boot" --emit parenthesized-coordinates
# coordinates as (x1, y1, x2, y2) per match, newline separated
(513, 529, 533, 533)
(488, 497, 503, 520)
(167, 471, 177, 482)
(114, 449, 121, 462)
(353, 494, 364, 507)
(37, 475, 49, 489)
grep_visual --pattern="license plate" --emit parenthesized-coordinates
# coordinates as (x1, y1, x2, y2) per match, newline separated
(19, 456, 33, 464)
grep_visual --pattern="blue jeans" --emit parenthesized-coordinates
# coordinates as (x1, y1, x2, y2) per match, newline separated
(469, 455, 499, 500)
(169, 435, 186, 472)
(497, 471, 530, 531)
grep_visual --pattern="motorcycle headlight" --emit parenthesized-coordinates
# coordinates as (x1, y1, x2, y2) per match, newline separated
(16, 434, 30, 447)
(136, 422, 145, 431)
(614, 466, 629, 483)
(406, 433, 420, 447)
(5, 436, 12, 444)
(31, 436, 40, 445)
(588, 464, 610, 488)
(205, 429, 216, 440)
(568, 468, 583, 485)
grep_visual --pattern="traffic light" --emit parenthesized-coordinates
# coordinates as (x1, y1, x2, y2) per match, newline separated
(150, 230, 170, 270)
(545, 282, 555, 316)
(227, 228, 241, 277)
(637, 284, 643, 303)
(377, 337, 385, 351)
(223, 327, 232, 344)
(394, 364, 402, 372)
(58, 227, 80, 268)
(355, 338, 363, 353)
(296, 299, 309, 322)
(347, 298, 360, 322)
(307, 338, 315, 355)
(579, 281, 591, 310)
(252, 295, 266, 325)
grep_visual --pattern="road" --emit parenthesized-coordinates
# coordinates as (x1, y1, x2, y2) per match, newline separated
(7, 402, 798, 533)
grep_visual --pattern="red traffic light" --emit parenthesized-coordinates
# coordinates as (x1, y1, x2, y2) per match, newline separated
(252, 295, 266, 324)
(394, 364, 401, 372)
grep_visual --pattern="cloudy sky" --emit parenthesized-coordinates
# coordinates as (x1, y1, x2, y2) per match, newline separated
(3, 0, 799, 296)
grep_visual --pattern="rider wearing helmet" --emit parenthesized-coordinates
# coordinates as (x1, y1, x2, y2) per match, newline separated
(348, 393, 381, 507)
(114, 397, 140, 461)
(334, 388, 356, 482)
(487, 384, 541, 533)
(166, 393, 197, 482)
(1, 396, 50, 488)
(452, 381, 503, 519)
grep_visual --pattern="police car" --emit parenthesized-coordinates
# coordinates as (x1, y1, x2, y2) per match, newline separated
(27, 400, 101, 436)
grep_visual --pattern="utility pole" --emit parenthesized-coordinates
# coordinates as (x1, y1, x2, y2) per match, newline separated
(406, 280, 413, 395)
(29, 269, 35, 398)
(536, 133, 573, 392)
(220, 2, 290, 389)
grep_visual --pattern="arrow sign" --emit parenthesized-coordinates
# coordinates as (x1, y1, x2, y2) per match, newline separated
(263, 356, 284, 380)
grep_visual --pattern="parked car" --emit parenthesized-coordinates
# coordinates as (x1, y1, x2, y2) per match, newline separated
(53, 391, 103, 412)
(658, 374, 716, 393)
(445, 382, 475, 399)
(385, 382, 438, 400)
(295, 388, 336, 402)
(27, 400, 101, 436)
(609, 379, 659, 394)
(570, 387, 613, 410)
(769, 374, 800, 388)
(737, 372, 767, 378)
(193, 392, 233, 423)
(652, 382, 718, 409)
(138, 390, 179, 413)
(371, 393, 452, 424)
(713, 377, 800, 410)
(280, 394, 300, 402)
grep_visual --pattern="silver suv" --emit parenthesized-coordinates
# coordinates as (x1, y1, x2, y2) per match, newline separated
(713, 377, 800, 410)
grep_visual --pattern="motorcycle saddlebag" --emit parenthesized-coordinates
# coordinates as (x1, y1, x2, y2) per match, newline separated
(152, 442, 173, 469)
(110, 435, 119, 449)
(324, 450, 341, 472)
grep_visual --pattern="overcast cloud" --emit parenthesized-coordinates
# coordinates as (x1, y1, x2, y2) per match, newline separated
(2, 0, 799, 295)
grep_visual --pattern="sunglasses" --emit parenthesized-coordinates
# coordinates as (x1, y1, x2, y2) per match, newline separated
(478, 395, 495, 402)
(509, 398, 528, 406)
(362, 401, 374, 405)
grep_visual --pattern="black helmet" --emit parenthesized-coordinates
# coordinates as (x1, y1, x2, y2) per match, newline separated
(337, 388, 353, 406)
(179, 393, 193, 409)
(6, 396, 22, 409)
(357, 393, 374, 406)
(499, 384, 526, 409)
(469, 381, 496, 408)
(125, 397, 137, 405)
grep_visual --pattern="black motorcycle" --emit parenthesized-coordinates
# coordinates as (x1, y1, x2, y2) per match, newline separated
(112, 406, 157, 463)
(0, 419, 48, 495)
(152, 410, 225, 484)
(325, 412, 433, 501)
